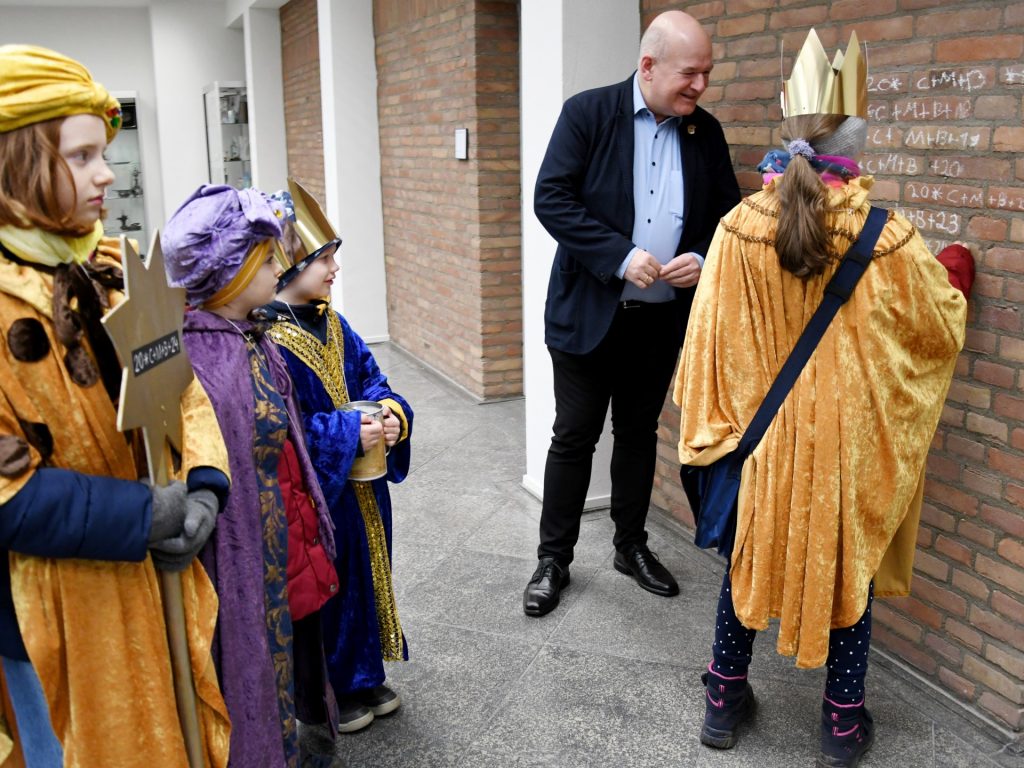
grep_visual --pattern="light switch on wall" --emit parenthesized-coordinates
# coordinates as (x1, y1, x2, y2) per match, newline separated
(455, 128, 468, 160)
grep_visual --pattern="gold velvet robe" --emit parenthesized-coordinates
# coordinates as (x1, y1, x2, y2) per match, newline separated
(0, 244, 230, 767)
(674, 177, 967, 668)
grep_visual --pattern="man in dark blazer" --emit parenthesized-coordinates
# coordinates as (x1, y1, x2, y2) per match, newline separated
(524, 10, 740, 617)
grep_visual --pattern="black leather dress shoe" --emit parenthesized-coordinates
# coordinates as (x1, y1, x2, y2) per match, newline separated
(523, 557, 570, 617)
(613, 544, 679, 596)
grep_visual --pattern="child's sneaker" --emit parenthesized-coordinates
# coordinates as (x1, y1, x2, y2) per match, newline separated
(356, 684, 401, 716)
(336, 699, 374, 733)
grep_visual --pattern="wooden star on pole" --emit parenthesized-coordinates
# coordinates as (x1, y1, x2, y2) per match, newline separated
(101, 233, 193, 485)
(100, 231, 205, 767)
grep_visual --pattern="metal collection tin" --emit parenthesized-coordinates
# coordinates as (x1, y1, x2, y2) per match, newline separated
(341, 400, 387, 480)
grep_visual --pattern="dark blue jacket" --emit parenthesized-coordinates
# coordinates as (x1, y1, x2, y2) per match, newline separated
(535, 75, 741, 355)
(0, 467, 227, 660)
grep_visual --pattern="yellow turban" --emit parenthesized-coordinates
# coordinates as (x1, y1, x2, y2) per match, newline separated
(0, 45, 121, 141)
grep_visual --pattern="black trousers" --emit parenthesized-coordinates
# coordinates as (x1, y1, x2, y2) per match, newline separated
(538, 301, 682, 564)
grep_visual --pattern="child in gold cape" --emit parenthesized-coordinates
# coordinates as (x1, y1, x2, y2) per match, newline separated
(0, 45, 230, 768)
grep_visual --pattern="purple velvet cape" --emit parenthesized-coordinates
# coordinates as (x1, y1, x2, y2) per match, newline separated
(182, 310, 335, 768)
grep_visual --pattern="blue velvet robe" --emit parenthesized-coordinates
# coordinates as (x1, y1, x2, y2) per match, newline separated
(267, 302, 413, 696)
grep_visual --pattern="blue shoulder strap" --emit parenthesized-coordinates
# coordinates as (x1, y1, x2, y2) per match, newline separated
(736, 205, 888, 457)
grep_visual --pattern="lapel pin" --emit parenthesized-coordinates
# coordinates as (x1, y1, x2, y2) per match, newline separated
(687, 124, 696, 135)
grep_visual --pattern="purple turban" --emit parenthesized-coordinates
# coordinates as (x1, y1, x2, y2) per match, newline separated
(162, 185, 283, 307)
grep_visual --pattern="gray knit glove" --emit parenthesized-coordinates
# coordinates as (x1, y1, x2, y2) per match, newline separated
(149, 488, 218, 572)
(147, 481, 189, 543)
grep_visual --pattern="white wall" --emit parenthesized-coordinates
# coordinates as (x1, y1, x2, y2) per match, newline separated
(243, 6, 288, 192)
(1, 5, 164, 235)
(520, 0, 564, 504)
(317, 0, 389, 341)
(520, 0, 641, 508)
(563, 0, 640, 95)
(149, 1, 245, 218)
(2, 2, 248, 224)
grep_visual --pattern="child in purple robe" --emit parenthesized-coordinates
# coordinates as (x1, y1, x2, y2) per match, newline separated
(162, 184, 340, 768)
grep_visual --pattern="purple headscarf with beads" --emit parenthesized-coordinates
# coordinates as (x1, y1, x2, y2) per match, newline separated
(161, 185, 283, 307)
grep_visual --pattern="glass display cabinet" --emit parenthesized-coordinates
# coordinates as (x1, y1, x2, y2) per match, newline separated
(203, 81, 251, 188)
(106, 93, 149, 253)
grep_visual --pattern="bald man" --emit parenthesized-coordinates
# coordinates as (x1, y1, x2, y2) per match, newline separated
(524, 11, 740, 617)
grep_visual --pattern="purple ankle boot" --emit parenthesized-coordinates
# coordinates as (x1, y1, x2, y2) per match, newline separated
(818, 696, 874, 767)
(699, 663, 756, 749)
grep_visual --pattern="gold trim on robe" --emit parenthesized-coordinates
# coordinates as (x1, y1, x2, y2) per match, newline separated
(674, 176, 967, 668)
(267, 312, 405, 661)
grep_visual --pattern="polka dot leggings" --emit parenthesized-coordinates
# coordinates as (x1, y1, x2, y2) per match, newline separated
(710, 573, 756, 677)
(823, 582, 873, 705)
(710, 573, 873, 705)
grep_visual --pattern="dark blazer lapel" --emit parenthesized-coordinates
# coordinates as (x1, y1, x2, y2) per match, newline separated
(616, 77, 635, 214)
(677, 117, 697, 246)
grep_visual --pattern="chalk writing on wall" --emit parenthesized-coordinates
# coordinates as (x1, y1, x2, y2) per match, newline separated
(863, 154, 921, 176)
(986, 189, 1024, 212)
(895, 207, 962, 236)
(930, 158, 963, 178)
(904, 127, 986, 151)
(867, 73, 905, 93)
(867, 125, 902, 147)
(1000, 66, 1024, 85)
(906, 182, 984, 208)
(871, 98, 972, 122)
(916, 69, 988, 92)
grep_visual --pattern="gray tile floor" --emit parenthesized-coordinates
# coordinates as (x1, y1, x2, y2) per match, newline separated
(304, 343, 1017, 768)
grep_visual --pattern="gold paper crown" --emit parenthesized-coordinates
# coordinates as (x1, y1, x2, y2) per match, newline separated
(289, 178, 338, 260)
(782, 29, 867, 119)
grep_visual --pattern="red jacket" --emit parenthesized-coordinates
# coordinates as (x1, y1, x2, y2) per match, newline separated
(278, 437, 338, 620)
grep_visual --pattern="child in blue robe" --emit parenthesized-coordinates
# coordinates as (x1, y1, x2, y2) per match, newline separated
(265, 182, 413, 733)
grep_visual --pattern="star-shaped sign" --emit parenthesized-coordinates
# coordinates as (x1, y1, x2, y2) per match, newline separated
(101, 233, 193, 485)
(100, 232, 205, 766)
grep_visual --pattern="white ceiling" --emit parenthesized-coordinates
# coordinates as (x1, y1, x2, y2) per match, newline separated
(0, 1, 217, 7)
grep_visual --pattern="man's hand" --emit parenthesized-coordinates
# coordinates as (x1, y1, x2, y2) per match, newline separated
(660, 252, 702, 288)
(624, 249, 663, 289)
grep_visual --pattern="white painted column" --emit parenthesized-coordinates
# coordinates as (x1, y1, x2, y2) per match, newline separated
(316, 0, 389, 341)
(243, 6, 289, 192)
(149, 1, 245, 220)
(520, 0, 640, 508)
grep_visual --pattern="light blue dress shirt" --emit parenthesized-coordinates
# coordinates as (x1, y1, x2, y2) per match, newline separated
(618, 74, 703, 302)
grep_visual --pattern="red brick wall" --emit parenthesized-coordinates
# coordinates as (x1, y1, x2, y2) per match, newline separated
(280, 0, 325, 201)
(643, 0, 1024, 735)
(374, 0, 522, 399)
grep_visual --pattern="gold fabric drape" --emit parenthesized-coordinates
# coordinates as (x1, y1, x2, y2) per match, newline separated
(675, 176, 967, 668)
(0, 247, 230, 767)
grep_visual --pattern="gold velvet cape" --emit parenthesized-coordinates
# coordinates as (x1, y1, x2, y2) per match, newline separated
(0, 243, 230, 767)
(674, 177, 966, 668)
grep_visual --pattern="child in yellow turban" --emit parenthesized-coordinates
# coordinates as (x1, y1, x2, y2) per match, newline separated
(0, 45, 230, 767)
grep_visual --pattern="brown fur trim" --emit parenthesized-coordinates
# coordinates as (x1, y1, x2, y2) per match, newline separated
(17, 420, 53, 461)
(51, 264, 83, 349)
(0, 435, 30, 477)
(6, 318, 50, 362)
(83, 258, 123, 305)
(64, 345, 100, 388)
